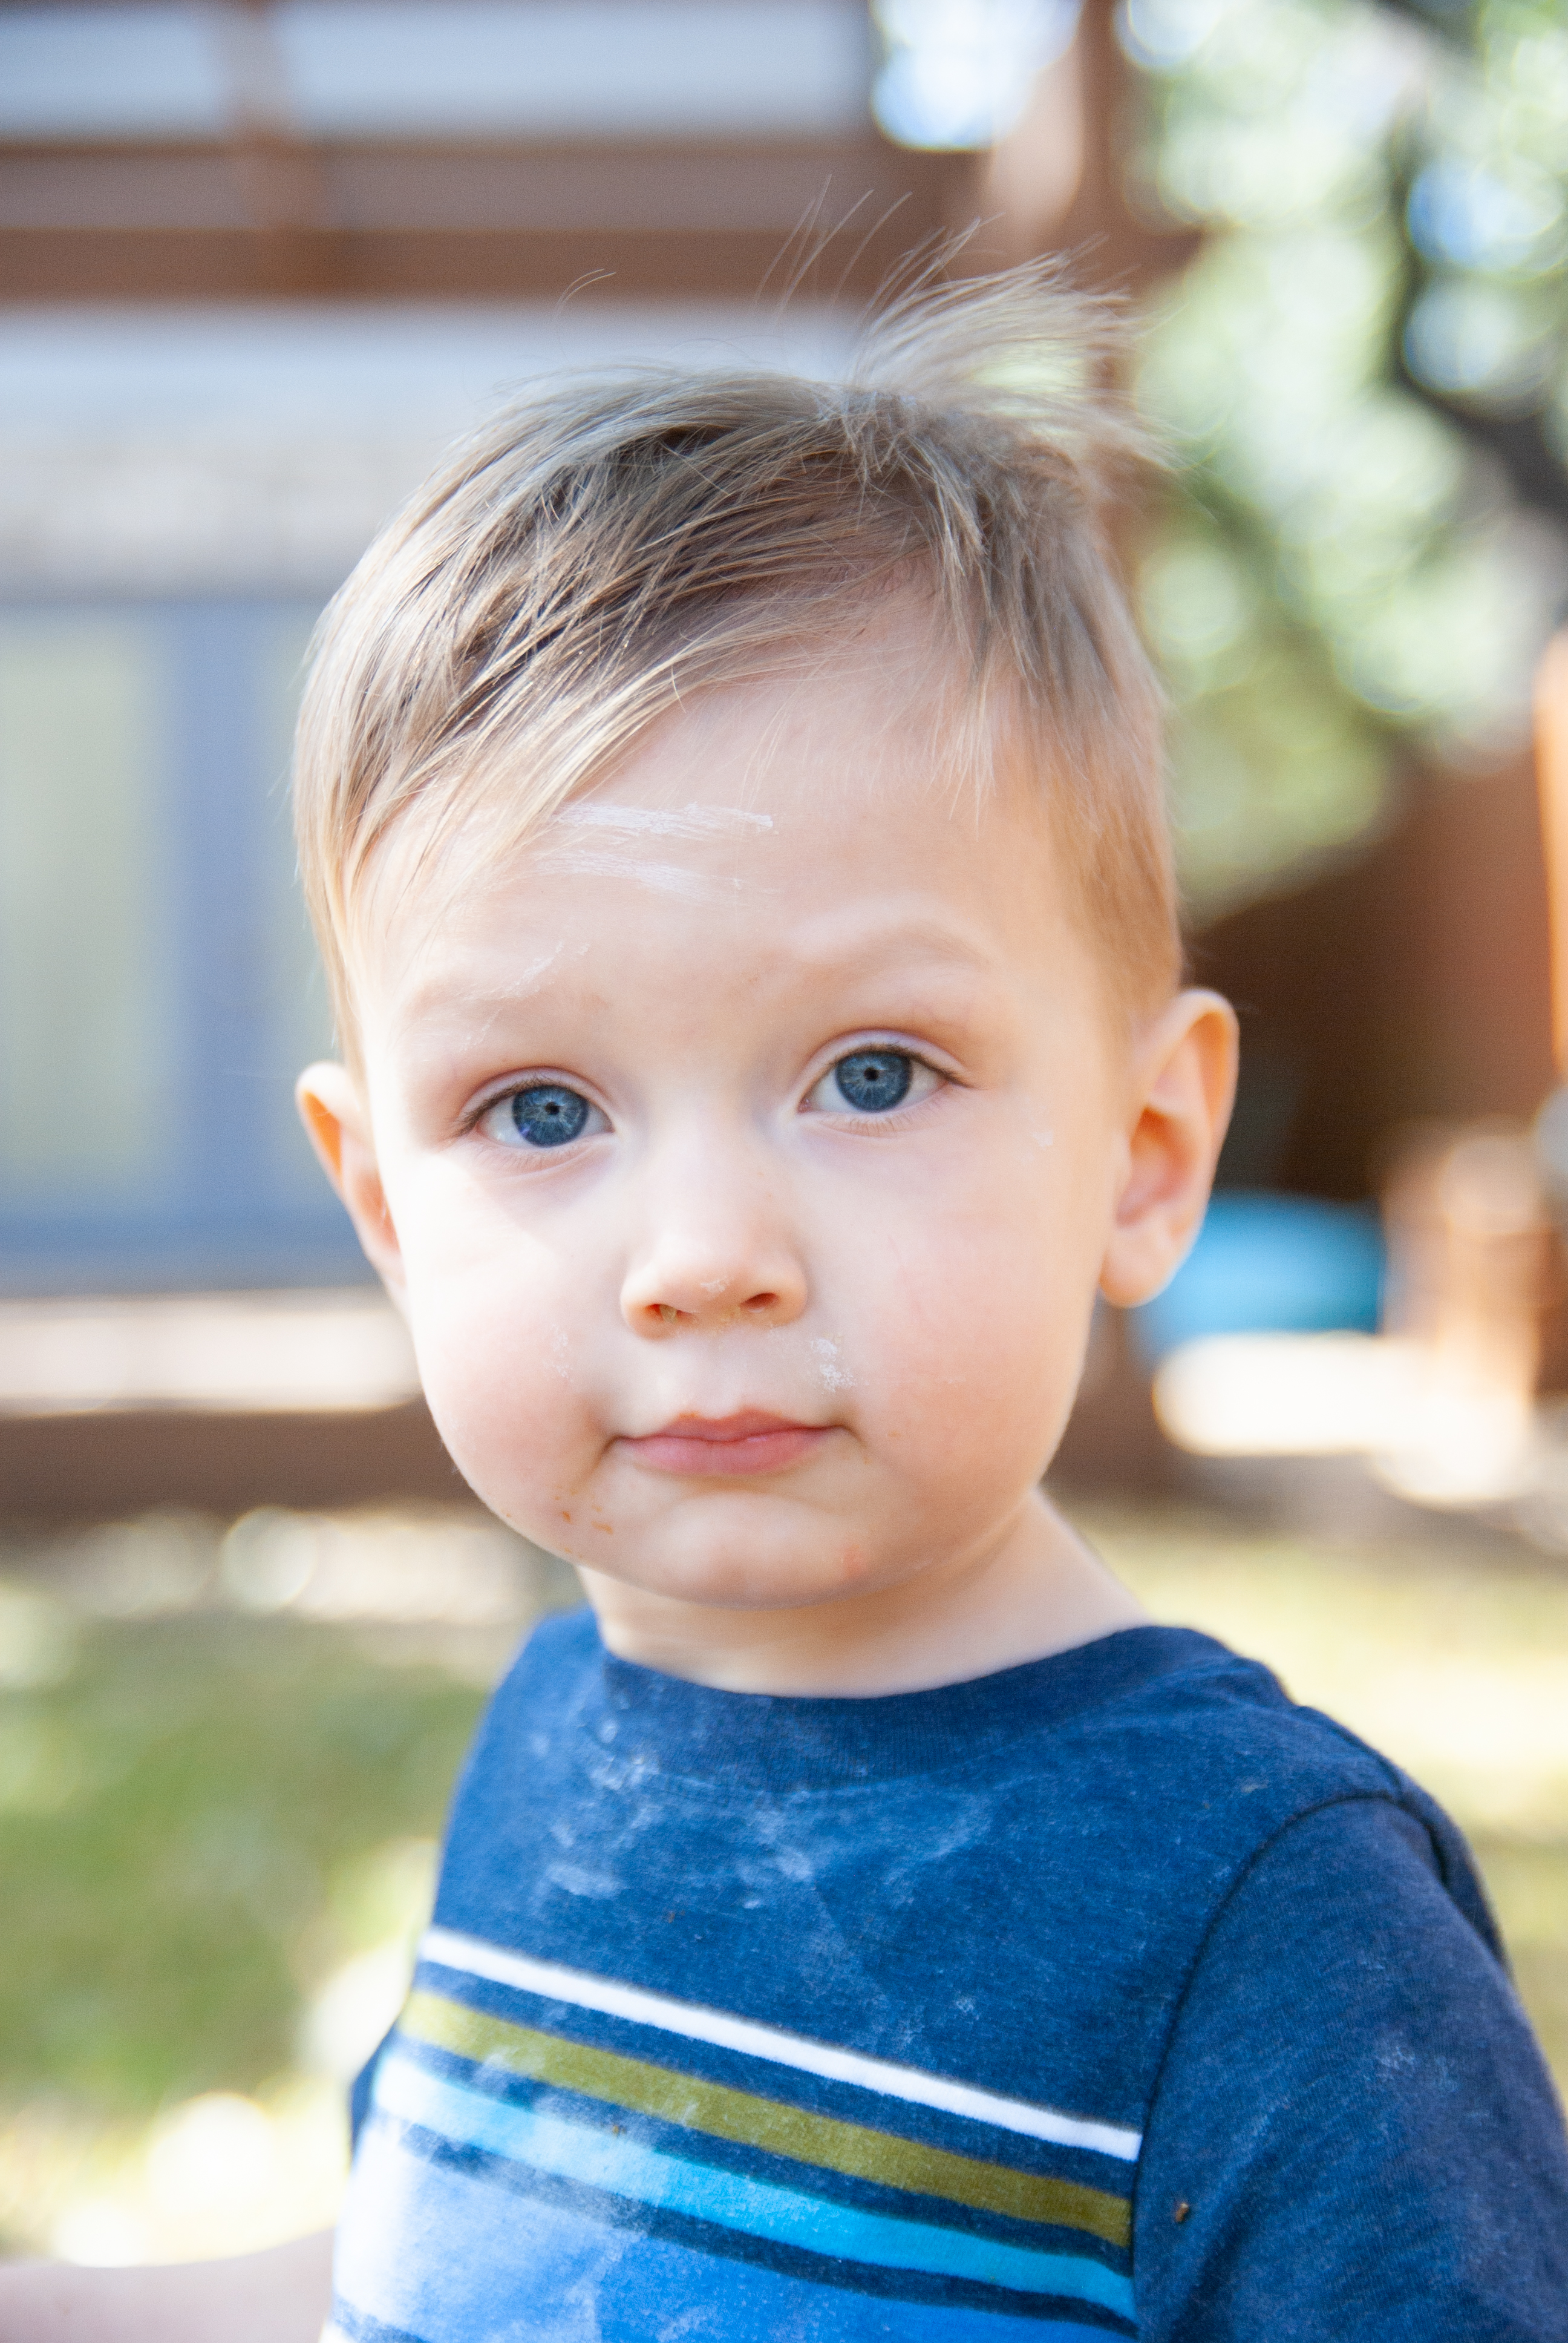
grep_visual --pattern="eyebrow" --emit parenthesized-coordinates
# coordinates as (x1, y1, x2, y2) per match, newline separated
(771, 917, 1002, 997)
(383, 909, 1003, 1049)
(381, 946, 575, 1049)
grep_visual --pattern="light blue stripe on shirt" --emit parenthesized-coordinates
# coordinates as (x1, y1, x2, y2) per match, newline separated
(333, 2123, 1131, 2343)
(376, 2050, 1136, 2319)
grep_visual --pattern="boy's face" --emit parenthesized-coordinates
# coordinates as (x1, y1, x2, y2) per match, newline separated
(305, 605, 1231, 1643)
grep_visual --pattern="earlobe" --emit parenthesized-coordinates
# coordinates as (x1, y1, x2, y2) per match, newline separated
(1099, 990, 1238, 1311)
(295, 1061, 407, 1291)
(296, 1066, 348, 1185)
(295, 1061, 359, 1194)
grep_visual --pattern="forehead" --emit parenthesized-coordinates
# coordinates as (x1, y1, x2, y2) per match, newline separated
(353, 605, 1100, 1051)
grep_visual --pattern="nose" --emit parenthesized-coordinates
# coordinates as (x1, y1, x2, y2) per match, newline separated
(619, 1140, 808, 1339)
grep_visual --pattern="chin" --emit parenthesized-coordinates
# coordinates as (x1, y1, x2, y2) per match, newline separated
(606, 1517, 878, 1613)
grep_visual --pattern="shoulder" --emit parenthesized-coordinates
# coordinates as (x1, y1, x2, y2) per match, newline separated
(980, 1628, 1506, 2037)
(1077, 1630, 1500, 1951)
(1032, 1625, 1408, 1859)
(1135, 1795, 1568, 2339)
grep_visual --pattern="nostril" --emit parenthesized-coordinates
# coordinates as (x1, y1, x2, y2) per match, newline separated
(742, 1293, 777, 1312)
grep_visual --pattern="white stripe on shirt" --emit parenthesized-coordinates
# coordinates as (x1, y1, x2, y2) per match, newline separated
(417, 1925, 1142, 2161)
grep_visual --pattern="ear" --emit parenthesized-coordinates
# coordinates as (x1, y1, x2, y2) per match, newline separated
(296, 1060, 407, 1294)
(1099, 989, 1238, 1310)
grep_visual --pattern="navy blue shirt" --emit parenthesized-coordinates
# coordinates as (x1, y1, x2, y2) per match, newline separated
(332, 1613, 1568, 2341)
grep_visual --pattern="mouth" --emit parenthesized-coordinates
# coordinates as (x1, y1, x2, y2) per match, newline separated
(622, 1411, 831, 1478)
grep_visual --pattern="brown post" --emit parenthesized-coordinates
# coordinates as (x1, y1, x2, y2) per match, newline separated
(1535, 632, 1568, 1076)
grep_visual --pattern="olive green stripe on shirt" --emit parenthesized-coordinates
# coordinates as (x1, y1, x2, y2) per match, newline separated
(399, 1991, 1131, 2251)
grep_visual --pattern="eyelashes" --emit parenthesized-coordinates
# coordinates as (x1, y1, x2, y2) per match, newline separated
(475, 1045, 948, 1152)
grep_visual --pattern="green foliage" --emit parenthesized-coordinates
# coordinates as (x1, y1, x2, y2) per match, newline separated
(1408, 0, 1568, 418)
(1120, 0, 1568, 918)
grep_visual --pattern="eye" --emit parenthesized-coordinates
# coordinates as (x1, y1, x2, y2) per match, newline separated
(481, 1083, 604, 1150)
(807, 1047, 940, 1118)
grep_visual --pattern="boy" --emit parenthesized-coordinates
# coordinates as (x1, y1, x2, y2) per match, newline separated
(5, 269, 1566, 2340)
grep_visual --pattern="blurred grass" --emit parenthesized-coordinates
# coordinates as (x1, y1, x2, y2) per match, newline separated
(0, 1614, 483, 2117)
(0, 1498, 1564, 2259)
(0, 1598, 494, 2259)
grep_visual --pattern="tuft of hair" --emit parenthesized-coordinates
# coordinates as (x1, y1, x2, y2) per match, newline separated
(293, 258, 1178, 1055)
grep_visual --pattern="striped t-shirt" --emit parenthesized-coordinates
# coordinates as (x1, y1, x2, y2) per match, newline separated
(329, 1613, 1568, 2342)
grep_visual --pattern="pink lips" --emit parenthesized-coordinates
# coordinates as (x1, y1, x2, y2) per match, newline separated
(624, 1411, 829, 1478)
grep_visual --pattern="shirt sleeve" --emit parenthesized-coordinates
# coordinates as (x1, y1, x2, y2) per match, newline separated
(1133, 1794, 1568, 2342)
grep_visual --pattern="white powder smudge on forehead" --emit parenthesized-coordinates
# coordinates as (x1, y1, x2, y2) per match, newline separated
(556, 804, 774, 838)
(534, 849, 727, 902)
(540, 804, 776, 900)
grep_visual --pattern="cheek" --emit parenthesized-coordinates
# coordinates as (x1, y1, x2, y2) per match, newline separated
(840, 1149, 1102, 1461)
(390, 1170, 600, 1498)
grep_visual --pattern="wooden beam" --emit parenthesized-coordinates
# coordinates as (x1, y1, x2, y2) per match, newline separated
(0, 1401, 465, 1525)
(0, 136, 977, 302)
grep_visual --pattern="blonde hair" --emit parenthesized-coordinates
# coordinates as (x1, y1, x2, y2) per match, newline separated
(293, 264, 1178, 1053)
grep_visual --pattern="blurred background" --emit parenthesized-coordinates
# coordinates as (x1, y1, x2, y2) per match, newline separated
(3, 0, 1568, 2264)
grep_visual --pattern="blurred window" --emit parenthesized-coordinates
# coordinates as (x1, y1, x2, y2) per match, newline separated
(0, 614, 174, 1201)
(0, 601, 359, 1294)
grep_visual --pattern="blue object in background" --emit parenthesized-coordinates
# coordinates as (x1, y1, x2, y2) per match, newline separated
(1130, 1192, 1384, 1363)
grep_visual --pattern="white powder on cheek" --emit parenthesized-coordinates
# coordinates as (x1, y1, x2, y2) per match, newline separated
(810, 1336, 855, 1393)
(1018, 1096, 1056, 1154)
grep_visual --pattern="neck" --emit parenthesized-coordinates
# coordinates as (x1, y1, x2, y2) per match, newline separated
(577, 1491, 1148, 1697)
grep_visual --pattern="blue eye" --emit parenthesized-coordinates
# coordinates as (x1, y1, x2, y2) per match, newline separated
(831, 1049, 913, 1114)
(505, 1084, 591, 1147)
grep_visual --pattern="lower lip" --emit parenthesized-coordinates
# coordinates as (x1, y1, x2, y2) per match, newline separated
(624, 1424, 830, 1477)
